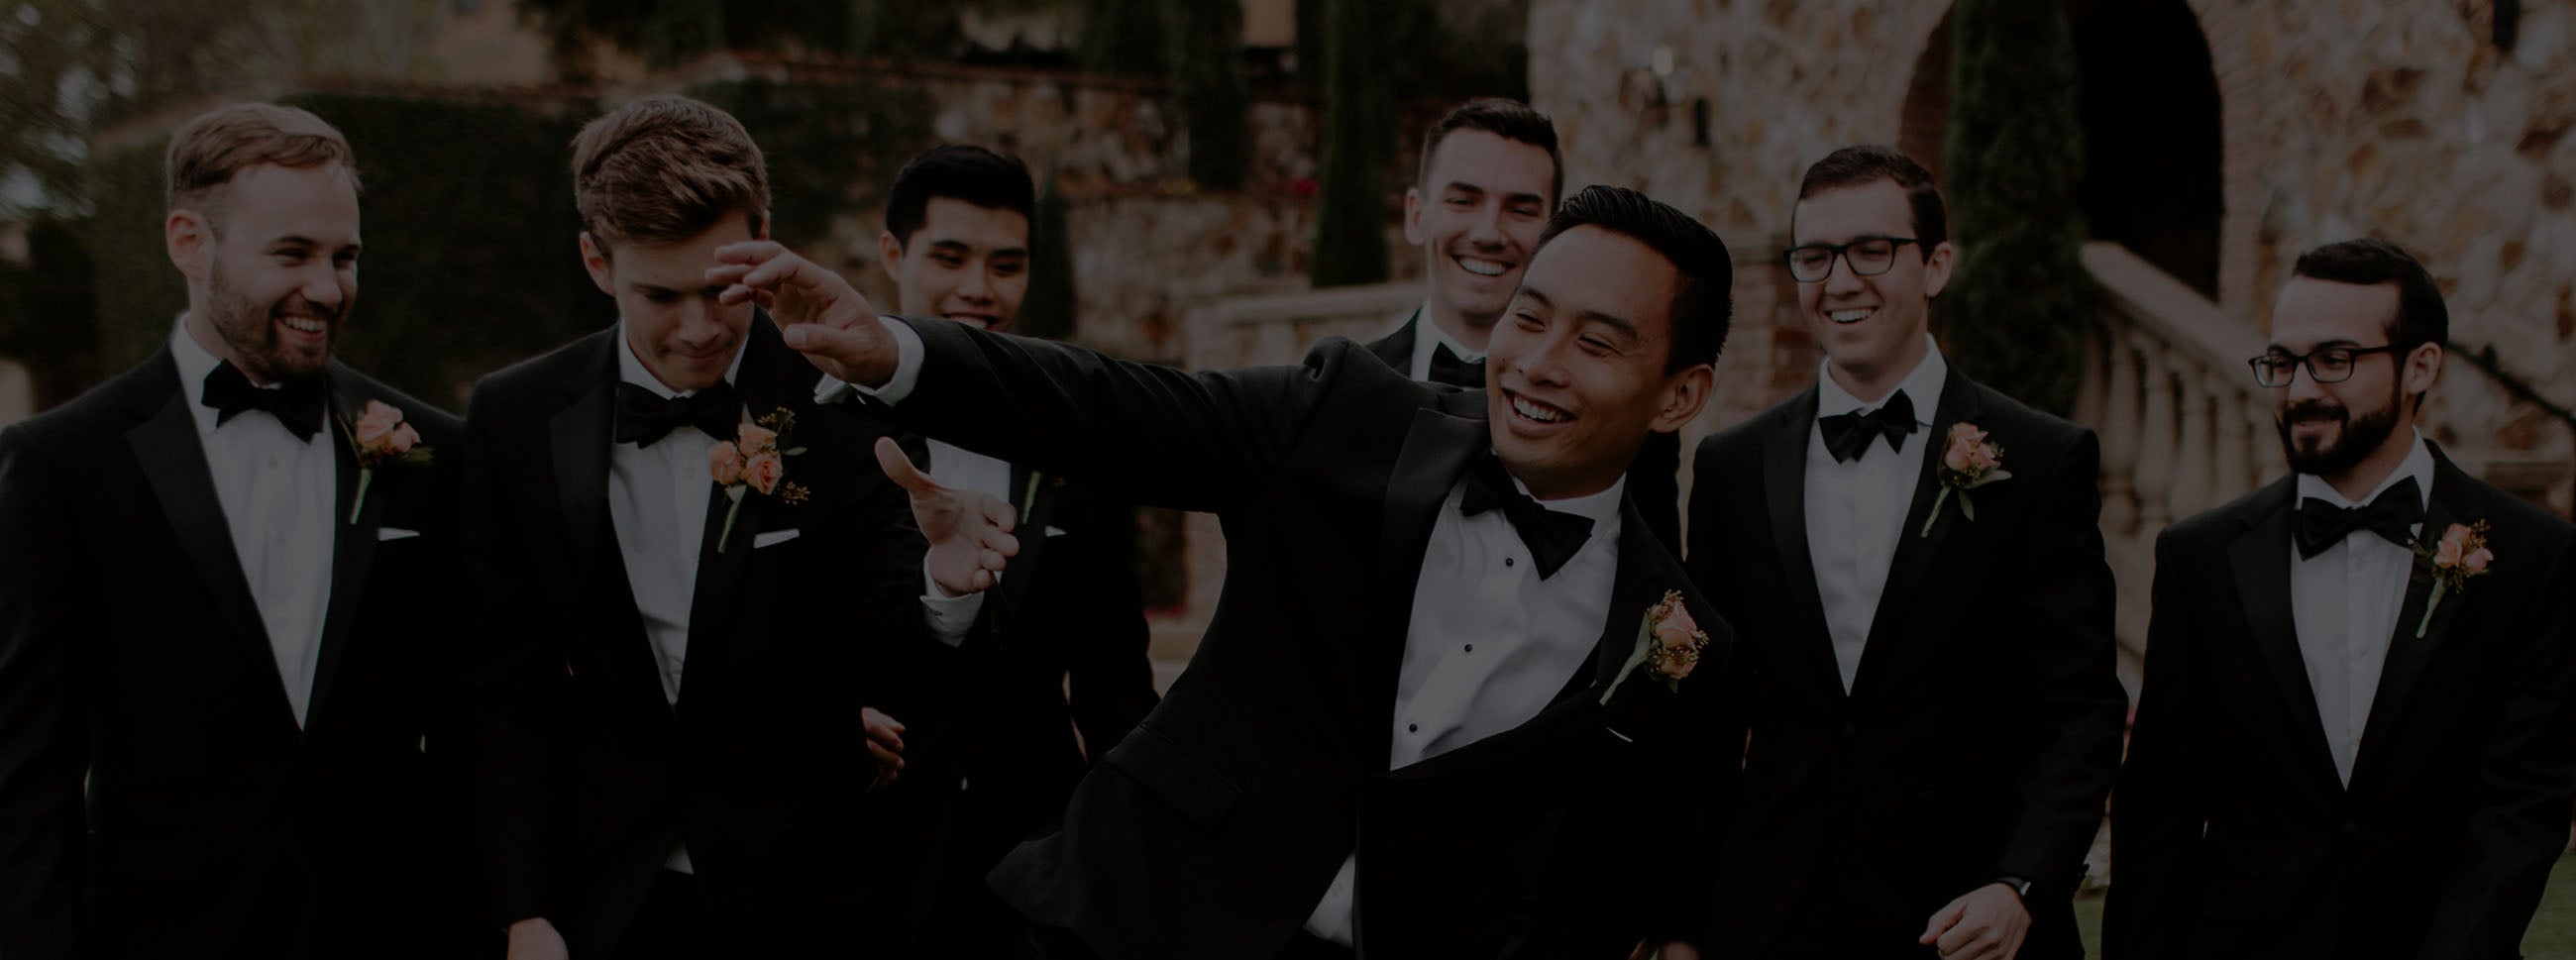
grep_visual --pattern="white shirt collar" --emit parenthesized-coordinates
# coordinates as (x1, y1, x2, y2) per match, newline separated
(170, 313, 298, 437)
(1406, 300, 1485, 379)
(2297, 429, 2435, 512)
(615, 318, 750, 399)
(1501, 464, 1626, 542)
(1817, 334, 1946, 423)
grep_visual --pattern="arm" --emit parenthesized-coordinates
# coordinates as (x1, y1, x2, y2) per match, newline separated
(1988, 430, 2128, 897)
(2099, 527, 2207, 960)
(2413, 534, 2576, 959)
(0, 427, 88, 958)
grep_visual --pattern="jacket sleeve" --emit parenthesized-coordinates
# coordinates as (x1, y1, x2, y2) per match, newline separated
(2101, 526, 2208, 960)
(0, 425, 89, 959)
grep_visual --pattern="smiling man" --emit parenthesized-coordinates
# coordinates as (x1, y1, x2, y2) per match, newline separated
(1682, 145, 2126, 960)
(451, 95, 936, 960)
(1366, 99, 1682, 552)
(2106, 239, 2576, 960)
(720, 184, 1737, 960)
(0, 102, 468, 958)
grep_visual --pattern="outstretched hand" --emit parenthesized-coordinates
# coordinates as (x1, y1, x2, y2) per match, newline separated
(874, 437, 1019, 596)
(708, 240, 897, 387)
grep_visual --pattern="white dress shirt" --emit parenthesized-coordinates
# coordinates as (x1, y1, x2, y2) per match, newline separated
(810, 355, 989, 638)
(1300, 474, 1626, 944)
(1806, 339, 1948, 693)
(2292, 429, 2434, 786)
(169, 319, 336, 728)
(834, 317, 1625, 947)
(608, 324, 749, 876)
(1397, 302, 1484, 383)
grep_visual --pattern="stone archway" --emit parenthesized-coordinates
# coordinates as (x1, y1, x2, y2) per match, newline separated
(1895, 0, 2236, 302)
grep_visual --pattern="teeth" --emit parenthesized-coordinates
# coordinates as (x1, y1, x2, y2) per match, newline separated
(1512, 396, 1567, 423)
(1458, 258, 1509, 277)
(281, 316, 326, 334)
(1828, 309, 1873, 324)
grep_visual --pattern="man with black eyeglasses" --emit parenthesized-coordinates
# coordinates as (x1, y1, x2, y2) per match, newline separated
(1675, 145, 2125, 960)
(2106, 238, 2576, 960)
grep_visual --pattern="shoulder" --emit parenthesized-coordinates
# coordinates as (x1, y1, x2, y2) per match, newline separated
(2158, 479, 2288, 558)
(2433, 456, 2575, 556)
(333, 364, 464, 445)
(1, 352, 176, 455)
(1959, 378, 2091, 454)
(466, 328, 610, 417)
(1694, 388, 1812, 465)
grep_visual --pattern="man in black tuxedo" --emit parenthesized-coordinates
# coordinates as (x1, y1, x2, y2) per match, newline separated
(454, 96, 936, 960)
(1365, 98, 1682, 552)
(719, 184, 1739, 959)
(2105, 239, 2576, 959)
(0, 102, 465, 958)
(1682, 145, 2126, 960)
(859, 144, 1160, 958)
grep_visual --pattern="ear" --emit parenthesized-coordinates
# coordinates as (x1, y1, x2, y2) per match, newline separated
(1921, 240, 1956, 298)
(2402, 341, 2442, 406)
(578, 232, 616, 297)
(877, 230, 906, 280)
(1650, 364, 1715, 435)
(165, 208, 211, 281)
(1403, 185, 1428, 249)
(756, 210, 772, 241)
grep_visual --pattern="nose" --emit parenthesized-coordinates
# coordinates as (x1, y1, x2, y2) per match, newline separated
(301, 262, 345, 314)
(1466, 200, 1506, 250)
(2284, 361, 2327, 404)
(1821, 250, 1865, 298)
(1516, 333, 1573, 388)
(957, 267, 994, 304)
(679, 295, 726, 346)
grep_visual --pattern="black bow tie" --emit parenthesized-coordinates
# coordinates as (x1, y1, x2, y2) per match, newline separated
(1818, 389, 1918, 464)
(1427, 344, 1486, 389)
(201, 361, 325, 443)
(1459, 453, 1595, 579)
(614, 380, 741, 447)
(2296, 477, 2423, 560)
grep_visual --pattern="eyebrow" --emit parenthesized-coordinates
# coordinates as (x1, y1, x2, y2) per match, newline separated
(1443, 180, 1547, 208)
(1519, 287, 1642, 341)
(2266, 337, 2367, 352)
(270, 235, 363, 255)
(925, 239, 1029, 258)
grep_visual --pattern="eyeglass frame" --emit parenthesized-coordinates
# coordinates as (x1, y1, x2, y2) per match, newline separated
(1780, 236, 1926, 282)
(2245, 342, 2411, 387)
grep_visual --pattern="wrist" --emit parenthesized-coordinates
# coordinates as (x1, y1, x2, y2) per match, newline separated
(1991, 876, 2033, 905)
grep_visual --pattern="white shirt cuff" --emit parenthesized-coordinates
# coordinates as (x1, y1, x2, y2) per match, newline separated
(814, 316, 926, 406)
(918, 556, 984, 647)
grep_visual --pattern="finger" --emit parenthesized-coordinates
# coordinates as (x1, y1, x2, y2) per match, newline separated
(978, 494, 1020, 534)
(981, 529, 1020, 561)
(1920, 901, 1965, 944)
(784, 321, 886, 366)
(1935, 918, 1988, 955)
(704, 263, 755, 287)
(874, 437, 942, 493)
(711, 239, 790, 267)
(866, 741, 902, 769)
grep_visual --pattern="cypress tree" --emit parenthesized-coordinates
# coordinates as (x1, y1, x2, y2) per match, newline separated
(1309, 0, 1390, 287)
(1019, 168, 1079, 342)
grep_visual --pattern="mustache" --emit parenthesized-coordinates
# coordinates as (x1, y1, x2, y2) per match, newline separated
(2283, 399, 2347, 422)
(273, 294, 344, 324)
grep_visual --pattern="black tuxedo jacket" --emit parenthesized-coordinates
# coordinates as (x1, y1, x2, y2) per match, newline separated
(2105, 447, 2576, 960)
(0, 349, 465, 959)
(1684, 372, 2126, 958)
(454, 316, 929, 954)
(1367, 313, 1682, 555)
(880, 318, 1735, 960)
(865, 435, 1160, 946)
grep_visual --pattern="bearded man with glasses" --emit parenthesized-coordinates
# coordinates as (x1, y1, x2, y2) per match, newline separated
(2108, 238, 2576, 959)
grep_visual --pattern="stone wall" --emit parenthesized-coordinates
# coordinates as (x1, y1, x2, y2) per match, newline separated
(1528, 0, 2576, 498)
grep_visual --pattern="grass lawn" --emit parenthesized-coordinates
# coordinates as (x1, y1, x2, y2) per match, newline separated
(2072, 853, 2576, 957)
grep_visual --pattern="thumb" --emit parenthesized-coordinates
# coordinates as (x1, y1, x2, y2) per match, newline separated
(1920, 899, 1966, 944)
(783, 320, 874, 358)
(873, 437, 939, 493)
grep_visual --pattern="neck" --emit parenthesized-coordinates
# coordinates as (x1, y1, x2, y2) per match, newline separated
(1821, 329, 1930, 404)
(180, 297, 268, 386)
(2320, 422, 2419, 502)
(1425, 296, 1495, 354)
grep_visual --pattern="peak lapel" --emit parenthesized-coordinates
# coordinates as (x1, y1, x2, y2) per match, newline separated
(1759, 388, 1843, 702)
(1368, 402, 1490, 747)
(1847, 374, 1983, 702)
(305, 376, 381, 731)
(2225, 480, 2344, 789)
(2352, 452, 2472, 785)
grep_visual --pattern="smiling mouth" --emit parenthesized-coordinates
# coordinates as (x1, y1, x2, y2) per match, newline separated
(1509, 392, 1573, 424)
(1827, 308, 1875, 325)
(278, 314, 329, 337)
(1456, 256, 1512, 278)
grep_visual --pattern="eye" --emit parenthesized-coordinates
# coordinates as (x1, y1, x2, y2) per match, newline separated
(1513, 310, 1544, 330)
(643, 290, 680, 304)
(1447, 195, 1475, 208)
(1578, 336, 1617, 357)
(1509, 202, 1543, 219)
(993, 261, 1025, 277)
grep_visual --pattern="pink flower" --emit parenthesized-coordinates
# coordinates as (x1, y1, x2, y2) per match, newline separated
(2464, 547, 2494, 574)
(2434, 536, 2465, 568)
(708, 441, 744, 486)
(1944, 423, 1998, 474)
(383, 423, 419, 455)
(355, 400, 404, 446)
(744, 451, 784, 494)
(736, 423, 778, 455)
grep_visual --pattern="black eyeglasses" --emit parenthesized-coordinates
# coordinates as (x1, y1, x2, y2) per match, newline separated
(2246, 343, 2408, 387)
(1782, 237, 1923, 282)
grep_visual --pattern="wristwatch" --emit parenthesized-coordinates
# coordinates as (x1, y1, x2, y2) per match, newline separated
(1995, 875, 2034, 900)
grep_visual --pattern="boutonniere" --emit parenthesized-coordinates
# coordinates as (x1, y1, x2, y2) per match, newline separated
(1601, 589, 1711, 705)
(1922, 422, 2011, 538)
(346, 399, 433, 525)
(2410, 519, 2493, 637)
(707, 407, 811, 553)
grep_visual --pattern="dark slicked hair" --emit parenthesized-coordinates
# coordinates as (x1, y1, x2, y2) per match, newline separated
(1537, 185, 1733, 373)
(886, 145, 1036, 249)
(1796, 145, 1948, 252)
(1420, 97, 1564, 209)
(2292, 238, 2449, 350)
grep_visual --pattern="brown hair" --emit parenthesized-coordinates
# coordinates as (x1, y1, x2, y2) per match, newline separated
(164, 102, 361, 218)
(1419, 97, 1563, 209)
(570, 96, 770, 251)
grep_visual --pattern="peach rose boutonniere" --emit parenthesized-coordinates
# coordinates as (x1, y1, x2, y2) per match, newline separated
(1922, 422, 2011, 538)
(2410, 519, 2493, 638)
(346, 399, 433, 524)
(1601, 589, 1711, 706)
(708, 407, 812, 553)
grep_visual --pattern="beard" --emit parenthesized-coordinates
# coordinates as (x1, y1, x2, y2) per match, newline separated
(2277, 384, 2402, 479)
(206, 256, 338, 382)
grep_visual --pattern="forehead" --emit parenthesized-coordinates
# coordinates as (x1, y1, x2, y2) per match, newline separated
(605, 211, 757, 285)
(912, 196, 1029, 250)
(1423, 129, 1556, 200)
(215, 162, 361, 242)
(1520, 225, 1680, 339)
(2271, 276, 2399, 348)
(1790, 178, 1912, 245)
